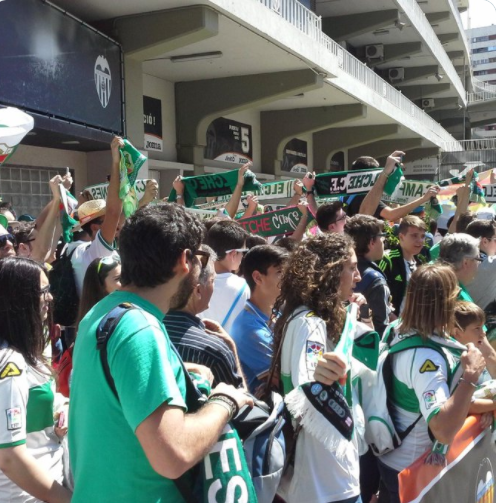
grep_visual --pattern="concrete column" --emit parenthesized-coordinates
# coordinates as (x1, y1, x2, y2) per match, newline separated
(313, 124, 400, 172)
(175, 70, 325, 174)
(261, 104, 366, 177)
(348, 139, 424, 164)
(123, 57, 145, 149)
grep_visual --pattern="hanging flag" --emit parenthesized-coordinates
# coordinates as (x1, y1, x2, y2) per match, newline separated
(0, 107, 34, 167)
(118, 140, 147, 217)
(58, 184, 78, 243)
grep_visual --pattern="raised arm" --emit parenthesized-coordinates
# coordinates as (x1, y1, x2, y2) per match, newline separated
(225, 163, 250, 219)
(448, 169, 473, 234)
(289, 201, 309, 242)
(241, 194, 258, 219)
(172, 176, 185, 207)
(287, 180, 303, 208)
(100, 136, 124, 245)
(359, 150, 404, 216)
(380, 186, 440, 222)
(302, 172, 318, 215)
(138, 179, 159, 209)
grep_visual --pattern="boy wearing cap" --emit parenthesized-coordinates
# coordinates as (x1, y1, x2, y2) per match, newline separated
(69, 137, 123, 295)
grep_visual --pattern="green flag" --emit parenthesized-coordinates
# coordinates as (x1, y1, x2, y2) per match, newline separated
(119, 140, 147, 217)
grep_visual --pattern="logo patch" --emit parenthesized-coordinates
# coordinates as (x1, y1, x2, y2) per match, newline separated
(395, 274, 403, 282)
(305, 311, 316, 318)
(311, 383, 323, 395)
(423, 390, 436, 410)
(306, 341, 324, 371)
(0, 362, 21, 379)
(420, 359, 439, 373)
(6, 407, 22, 430)
(94, 55, 112, 108)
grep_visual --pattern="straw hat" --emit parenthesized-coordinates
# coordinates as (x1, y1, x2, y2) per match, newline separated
(74, 199, 106, 230)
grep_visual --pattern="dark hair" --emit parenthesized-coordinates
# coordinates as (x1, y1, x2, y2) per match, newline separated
(351, 156, 379, 171)
(456, 211, 475, 233)
(13, 222, 35, 250)
(205, 220, 247, 260)
(429, 219, 438, 235)
(0, 257, 47, 367)
(466, 219, 496, 240)
(398, 215, 426, 234)
(119, 204, 205, 288)
(246, 234, 268, 249)
(81, 218, 104, 238)
(242, 245, 288, 291)
(274, 237, 299, 253)
(76, 256, 121, 327)
(345, 214, 383, 256)
(316, 201, 344, 231)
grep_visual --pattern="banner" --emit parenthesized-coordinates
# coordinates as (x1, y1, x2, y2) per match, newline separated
(484, 184, 496, 204)
(399, 416, 495, 503)
(85, 179, 150, 201)
(282, 138, 308, 173)
(314, 168, 382, 197)
(237, 206, 308, 237)
(205, 117, 252, 164)
(0, 107, 34, 166)
(143, 96, 163, 152)
(382, 180, 433, 205)
(184, 207, 225, 221)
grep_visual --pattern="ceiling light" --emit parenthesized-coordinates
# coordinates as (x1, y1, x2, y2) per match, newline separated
(61, 140, 80, 145)
(435, 72, 444, 81)
(170, 51, 223, 63)
(395, 20, 406, 30)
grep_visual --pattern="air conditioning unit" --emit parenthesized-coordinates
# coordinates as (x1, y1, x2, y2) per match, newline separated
(365, 44, 384, 60)
(388, 68, 405, 82)
(422, 98, 435, 108)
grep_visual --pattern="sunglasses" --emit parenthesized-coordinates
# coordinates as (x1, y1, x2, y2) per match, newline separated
(225, 248, 249, 254)
(97, 256, 121, 275)
(0, 234, 15, 248)
(194, 250, 210, 269)
(331, 214, 347, 224)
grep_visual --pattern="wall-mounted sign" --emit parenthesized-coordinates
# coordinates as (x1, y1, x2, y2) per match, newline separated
(282, 138, 308, 173)
(143, 96, 163, 152)
(205, 117, 252, 164)
(0, 0, 123, 134)
(403, 157, 439, 176)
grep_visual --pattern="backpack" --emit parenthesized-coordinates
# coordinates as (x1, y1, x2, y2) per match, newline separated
(96, 302, 286, 503)
(49, 245, 83, 327)
(361, 324, 461, 457)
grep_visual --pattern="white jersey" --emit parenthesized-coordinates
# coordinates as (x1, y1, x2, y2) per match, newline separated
(199, 273, 250, 333)
(380, 335, 464, 472)
(0, 345, 67, 502)
(70, 230, 115, 296)
(278, 308, 360, 503)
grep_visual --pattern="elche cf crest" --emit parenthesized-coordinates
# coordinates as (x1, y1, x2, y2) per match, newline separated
(94, 55, 112, 109)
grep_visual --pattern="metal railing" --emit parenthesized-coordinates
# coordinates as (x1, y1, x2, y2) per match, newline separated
(256, 0, 463, 149)
(467, 78, 496, 103)
(442, 138, 496, 150)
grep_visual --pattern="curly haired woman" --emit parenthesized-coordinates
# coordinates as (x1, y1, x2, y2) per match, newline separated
(271, 233, 365, 503)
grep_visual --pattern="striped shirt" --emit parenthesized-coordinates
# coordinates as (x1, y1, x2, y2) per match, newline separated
(164, 311, 244, 388)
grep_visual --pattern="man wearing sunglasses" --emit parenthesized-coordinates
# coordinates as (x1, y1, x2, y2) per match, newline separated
(316, 201, 347, 234)
(345, 215, 392, 338)
(0, 225, 15, 259)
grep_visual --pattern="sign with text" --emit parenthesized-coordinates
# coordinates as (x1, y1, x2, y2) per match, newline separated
(403, 157, 439, 176)
(205, 117, 253, 164)
(85, 179, 150, 201)
(237, 206, 305, 237)
(143, 96, 163, 152)
(484, 184, 496, 203)
(315, 168, 382, 197)
(382, 180, 432, 205)
(282, 138, 308, 173)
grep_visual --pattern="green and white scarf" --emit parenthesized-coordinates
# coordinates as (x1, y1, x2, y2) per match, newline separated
(118, 140, 147, 217)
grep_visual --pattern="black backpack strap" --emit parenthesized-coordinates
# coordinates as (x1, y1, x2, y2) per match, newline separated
(96, 302, 136, 402)
(382, 352, 422, 444)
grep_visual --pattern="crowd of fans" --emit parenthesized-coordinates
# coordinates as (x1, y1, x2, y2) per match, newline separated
(0, 139, 495, 503)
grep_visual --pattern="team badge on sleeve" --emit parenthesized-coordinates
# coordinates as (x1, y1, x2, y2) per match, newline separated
(423, 390, 436, 410)
(419, 359, 439, 373)
(6, 407, 22, 430)
(306, 341, 324, 371)
(0, 362, 21, 379)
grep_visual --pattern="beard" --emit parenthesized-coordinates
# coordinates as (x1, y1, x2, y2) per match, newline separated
(170, 267, 199, 311)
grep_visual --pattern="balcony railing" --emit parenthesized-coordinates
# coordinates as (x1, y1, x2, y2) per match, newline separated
(257, 0, 463, 150)
(468, 78, 496, 103)
(442, 138, 496, 151)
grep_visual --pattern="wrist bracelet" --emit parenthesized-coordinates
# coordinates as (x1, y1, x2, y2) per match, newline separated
(459, 377, 477, 389)
(208, 393, 239, 419)
(208, 399, 235, 420)
(176, 194, 183, 199)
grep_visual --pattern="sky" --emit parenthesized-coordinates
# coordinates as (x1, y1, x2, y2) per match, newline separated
(462, 0, 496, 29)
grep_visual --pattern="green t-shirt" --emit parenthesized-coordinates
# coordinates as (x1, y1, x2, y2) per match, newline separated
(69, 291, 187, 503)
(430, 241, 440, 261)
